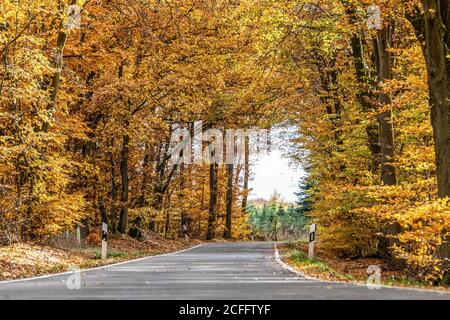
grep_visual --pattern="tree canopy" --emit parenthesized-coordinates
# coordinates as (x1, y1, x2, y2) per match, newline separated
(1, 0, 449, 284)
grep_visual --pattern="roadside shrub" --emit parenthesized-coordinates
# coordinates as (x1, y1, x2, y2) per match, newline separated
(313, 182, 450, 284)
(390, 199, 450, 284)
(312, 185, 383, 258)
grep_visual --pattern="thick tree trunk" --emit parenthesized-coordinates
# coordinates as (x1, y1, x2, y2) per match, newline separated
(421, 0, 450, 198)
(409, 0, 450, 261)
(224, 163, 234, 239)
(206, 163, 218, 240)
(409, 3, 450, 197)
(117, 133, 129, 234)
(372, 27, 401, 262)
(375, 27, 397, 186)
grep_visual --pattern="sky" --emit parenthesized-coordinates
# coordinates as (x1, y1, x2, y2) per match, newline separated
(248, 126, 305, 203)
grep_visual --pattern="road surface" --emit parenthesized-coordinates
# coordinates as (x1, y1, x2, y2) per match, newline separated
(0, 242, 448, 300)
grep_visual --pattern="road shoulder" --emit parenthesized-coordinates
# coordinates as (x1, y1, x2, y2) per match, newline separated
(274, 242, 450, 294)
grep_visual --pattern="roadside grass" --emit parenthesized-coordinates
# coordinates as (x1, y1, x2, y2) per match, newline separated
(91, 249, 164, 261)
(285, 248, 353, 282)
(280, 241, 448, 291)
(93, 250, 126, 260)
(382, 275, 427, 288)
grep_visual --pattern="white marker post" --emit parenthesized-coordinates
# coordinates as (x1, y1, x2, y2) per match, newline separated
(308, 224, 317, 259)
(76, 225, 81, 245)
(67, 4, 81, 30)
(101, 223, 108, 260)
(367, 5, 382, 30)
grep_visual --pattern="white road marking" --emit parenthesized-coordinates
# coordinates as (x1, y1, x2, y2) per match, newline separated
(0, 244, 204, 284)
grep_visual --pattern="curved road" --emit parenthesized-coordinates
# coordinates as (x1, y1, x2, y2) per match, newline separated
(0, 242, 448, 300)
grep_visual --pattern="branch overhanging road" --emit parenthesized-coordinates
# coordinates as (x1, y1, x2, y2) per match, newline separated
(0, 242, 448, 300)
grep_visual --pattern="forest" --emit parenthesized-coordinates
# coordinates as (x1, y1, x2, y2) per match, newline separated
(0, 0, 449, 285)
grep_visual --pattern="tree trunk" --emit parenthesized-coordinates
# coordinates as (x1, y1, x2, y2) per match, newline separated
(408, 0, 450, 261)
(41, 0, 76, 132)
(117, 133, 129, 234)
(224, 163, 234, 239)
(179, 158, 189, 239)
(317, 59, 344, 156)
(345, 6, 381, 174)
(418, 0, 450, 198)
(372, 26, 401, 262)
(109, 139, 117, 233)
(137, 143, 150, 206)
(149, 134, 176, 231)
(241, 136, 249, 212)
(206, 163, 218, 240)
(375, 27, 397, 186)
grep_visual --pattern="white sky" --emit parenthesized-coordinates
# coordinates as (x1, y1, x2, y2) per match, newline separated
(248, 126, 305, 203)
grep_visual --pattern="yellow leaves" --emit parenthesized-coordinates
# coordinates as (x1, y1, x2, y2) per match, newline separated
(394, 198, 450, 233)
(0, 0, 446, 287)
(311, 178, 449, 282)
(294, 0, 447, 282)
(358, 186, 449, 282)
(33, 192, 86, 236)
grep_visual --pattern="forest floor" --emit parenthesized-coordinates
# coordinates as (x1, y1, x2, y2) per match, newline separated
(279, 242, 450, 291)
(0, 232, 200, 281)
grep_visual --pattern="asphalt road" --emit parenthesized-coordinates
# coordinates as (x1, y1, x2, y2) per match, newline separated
(0, 242, 448, 300)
